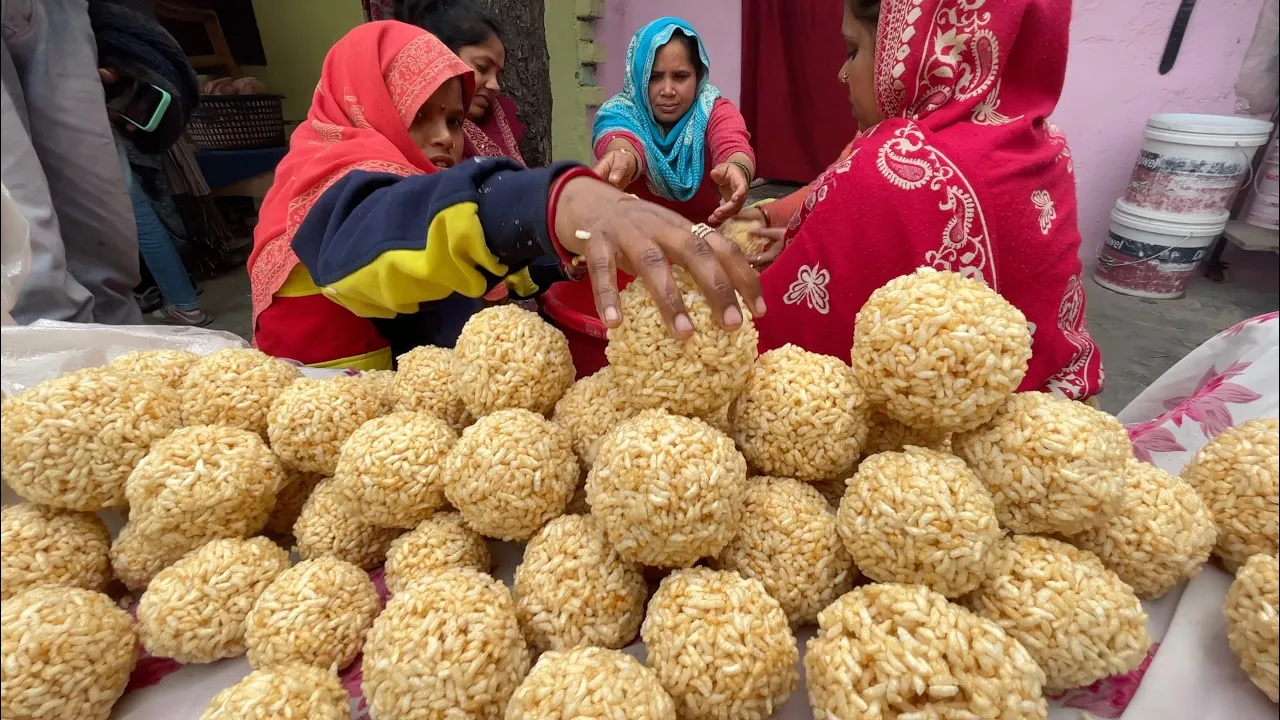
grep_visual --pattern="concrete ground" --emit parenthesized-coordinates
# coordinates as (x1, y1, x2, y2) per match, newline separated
(187, 237, 1278, 417)
(1082, 247, 1277, 413)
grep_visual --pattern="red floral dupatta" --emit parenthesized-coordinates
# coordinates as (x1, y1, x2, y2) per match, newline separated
(247, 21, 474, 335)
(463, 94, 526, 165)
(755, 0, 1103, 400)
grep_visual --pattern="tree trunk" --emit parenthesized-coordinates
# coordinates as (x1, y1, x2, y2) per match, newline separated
(471, 0, 552, 167)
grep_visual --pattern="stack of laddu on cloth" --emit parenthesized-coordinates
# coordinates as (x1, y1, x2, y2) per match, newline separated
(1, 267, 1277, 720)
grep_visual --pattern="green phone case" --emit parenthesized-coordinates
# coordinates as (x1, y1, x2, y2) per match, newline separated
(131, 85, 172, 133)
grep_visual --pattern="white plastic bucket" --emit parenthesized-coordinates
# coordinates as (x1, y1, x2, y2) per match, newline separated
(1244, 137, 1279, 230)
(1245, 192, 1280, 230)
(1257, 159, 1279, 197)
(1094, 199, 1228, 299)
(1123, 113, 1274, 218)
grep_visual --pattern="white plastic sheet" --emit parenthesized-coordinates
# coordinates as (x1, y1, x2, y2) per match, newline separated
(0, 322, 249, 508)
(1, 321, 248, 397)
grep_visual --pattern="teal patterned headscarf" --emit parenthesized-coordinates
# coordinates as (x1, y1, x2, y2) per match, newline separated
(592, 17, 721, 202)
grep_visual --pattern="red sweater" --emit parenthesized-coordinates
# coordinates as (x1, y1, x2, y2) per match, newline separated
(594, 98, 754, 223)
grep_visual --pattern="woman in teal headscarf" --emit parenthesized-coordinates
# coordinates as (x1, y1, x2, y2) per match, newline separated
(592, 17, 755, 225)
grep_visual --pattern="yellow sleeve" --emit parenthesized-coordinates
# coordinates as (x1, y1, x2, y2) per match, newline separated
(323, 203, 511, 319)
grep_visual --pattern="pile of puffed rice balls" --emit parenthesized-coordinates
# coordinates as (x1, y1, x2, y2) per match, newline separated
(2, 269, 1278, 719)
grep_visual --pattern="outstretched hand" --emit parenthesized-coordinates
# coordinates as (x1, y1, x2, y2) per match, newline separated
(746, 226, 787, 268)
(592, 148, 638, 190)
(554, 176, 765, 341)
(732, 206, 767, 226)
(707, 162, 749, 225)
(97, 68, 134, 132)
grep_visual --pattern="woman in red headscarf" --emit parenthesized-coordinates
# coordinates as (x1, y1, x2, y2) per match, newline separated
(754, 0, 1103, 400)
(249, 21, 763, 371)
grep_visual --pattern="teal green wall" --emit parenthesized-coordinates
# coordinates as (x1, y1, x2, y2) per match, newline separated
(546, 0, 603, 162)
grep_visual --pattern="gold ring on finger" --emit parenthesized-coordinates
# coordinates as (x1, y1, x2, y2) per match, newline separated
(690, 223, 714, 239)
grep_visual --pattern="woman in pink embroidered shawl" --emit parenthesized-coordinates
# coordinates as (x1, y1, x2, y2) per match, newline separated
(752, 0, 1104, 401)
(406, 0, 527, 165)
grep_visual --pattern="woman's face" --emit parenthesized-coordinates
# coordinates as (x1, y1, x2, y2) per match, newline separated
(648, 39, 697, 128)
(409, 77, 465, 169)
(841, 6, 883, 132)
(457, 34, 505, 122)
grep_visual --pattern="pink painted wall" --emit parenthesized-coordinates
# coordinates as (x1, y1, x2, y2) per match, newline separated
(1055, 0, 1265, 261)
(598, 0, 743, 105)
(598, 0, 1266, 262)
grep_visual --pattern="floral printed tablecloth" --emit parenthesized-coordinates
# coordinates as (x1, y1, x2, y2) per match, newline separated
(5, 314, 1275, 720)
(1107, 311, 1278, 720)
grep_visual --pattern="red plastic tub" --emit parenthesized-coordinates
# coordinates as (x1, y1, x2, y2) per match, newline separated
(540, 272, 635, 379)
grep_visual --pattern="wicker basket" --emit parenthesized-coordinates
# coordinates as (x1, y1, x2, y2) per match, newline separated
(188, 94, 286, 150)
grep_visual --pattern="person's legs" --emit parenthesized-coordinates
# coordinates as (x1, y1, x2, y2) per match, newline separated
(121, 160, 211, 326)
(8, 0, 141, 325)
(126, 170, 201, 308)
(1, 7, 95, 323)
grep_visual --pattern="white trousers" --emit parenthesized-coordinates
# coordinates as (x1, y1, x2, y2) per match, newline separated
(1, 0, 140, 324)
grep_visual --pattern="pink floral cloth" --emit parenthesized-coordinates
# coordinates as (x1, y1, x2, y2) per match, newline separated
(108, 312, 1280, 720)
(113, 564, 391, 718)
(1128, 358, 1263, 464)
(1049, 310, 1278, 720)
(1050, 644, 1160, 716)
(1124, 311, 1278, 466)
